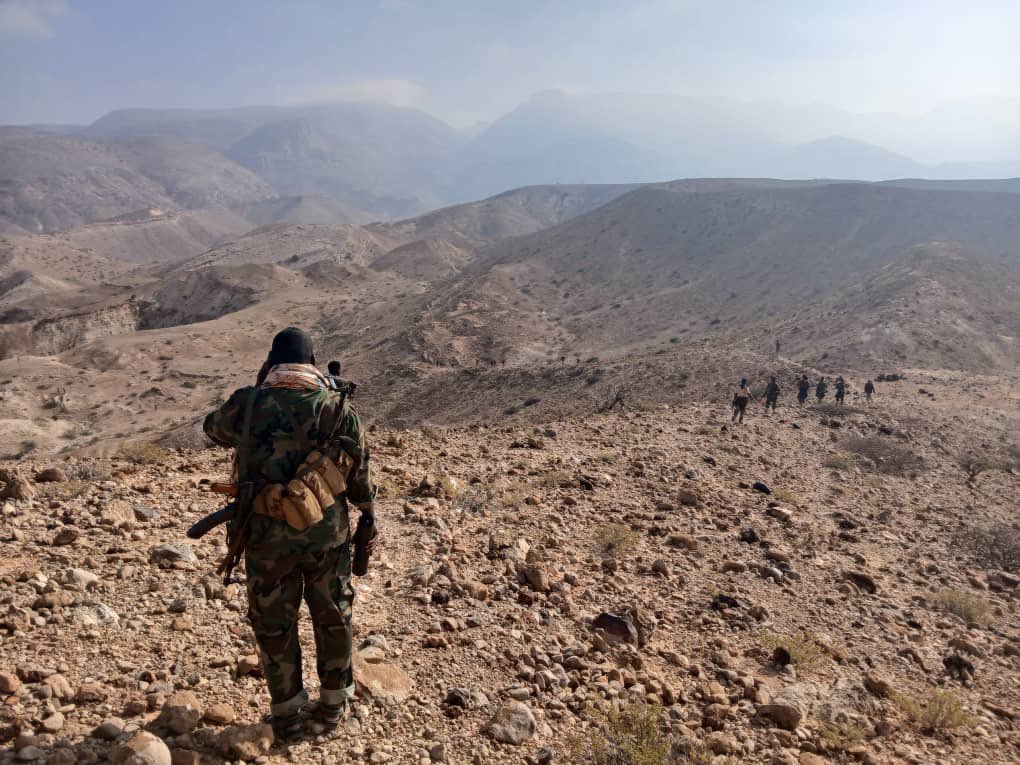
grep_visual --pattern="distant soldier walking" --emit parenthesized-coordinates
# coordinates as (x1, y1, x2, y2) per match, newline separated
(864, 379, 876, 404)
(815, 377, 828, 403)
(834, 376, 847, 405)
(764, 376, 781, 413)
(732, 378, 755, 424)
(203, 328, 377, 737)
(797, 375, 810, 406)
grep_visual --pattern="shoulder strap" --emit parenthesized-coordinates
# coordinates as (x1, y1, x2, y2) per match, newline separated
(236, 388, 258, 481)
(269, 389, 314, 453)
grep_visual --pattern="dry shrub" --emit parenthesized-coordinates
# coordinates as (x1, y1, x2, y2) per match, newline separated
(569, 703, 677, 765)
(771, 487, 801, 505)
(843, 437, 923, 475)
(930, 590, 992, 625)
(759, 631, 825, 671)
(822, 455, 855, 472)
(64, 459, 111, 482)
(814, 403, 865, 416)
(375, 477, 402, 500)
(596, 523, 639, 557)
(119, 441, 171, 465)
(954, 522, 1020, 573)
(818, 719, 866, 752)
(894, 688, 973, 732)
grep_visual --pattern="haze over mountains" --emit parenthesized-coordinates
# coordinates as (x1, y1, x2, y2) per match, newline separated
(3, 93, 1019, 234)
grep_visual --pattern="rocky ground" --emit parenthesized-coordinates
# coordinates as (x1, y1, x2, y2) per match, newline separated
(0, 375, 1017, 764)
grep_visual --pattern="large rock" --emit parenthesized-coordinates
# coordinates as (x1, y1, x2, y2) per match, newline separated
(112, 731, 172, 765)
(35, 467, 67, 483)
(592, 612, 639, 646)
(354, 652, 412, 704)
(483, 701, 536, 745)
(758, 683, 817, 731)
(0, 469, 34, 501)
(156, 691, 203, 734)
(149, 544, 197, 567)
(216, 723, 274, 759)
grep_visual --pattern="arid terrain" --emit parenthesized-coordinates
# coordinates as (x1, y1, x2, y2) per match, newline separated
(0, 159, 1017, 764)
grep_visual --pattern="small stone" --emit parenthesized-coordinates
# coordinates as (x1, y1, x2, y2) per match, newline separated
(484, 701, 536, 745)
(40, 712, 64, 732)
(0, 671, 20, 694)
(52, 527, 80, 546)
(156, 691, 203, 734)
(235, 654, 260, 677)
(863, 672, 893, 698)
(216, 723, 274, 760)
(92, 717, 126, 740)
(203, 703, 236, 725)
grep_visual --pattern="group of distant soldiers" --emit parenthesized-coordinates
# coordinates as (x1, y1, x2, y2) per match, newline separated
(731, 373, 876, 423)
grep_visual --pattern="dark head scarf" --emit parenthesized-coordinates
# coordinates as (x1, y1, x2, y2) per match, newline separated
(268, 327, 315, 366)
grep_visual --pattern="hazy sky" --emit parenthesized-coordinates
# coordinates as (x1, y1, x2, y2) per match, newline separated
(1, 0, 1017, 126)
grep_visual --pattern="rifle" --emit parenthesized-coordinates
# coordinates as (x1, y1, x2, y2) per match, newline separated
(186, 503, 235, 540)
(215, 481, 260, 584)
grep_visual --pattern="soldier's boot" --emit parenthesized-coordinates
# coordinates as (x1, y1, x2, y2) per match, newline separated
(265, 708, 307, 739)
(316, 699, 347, 728)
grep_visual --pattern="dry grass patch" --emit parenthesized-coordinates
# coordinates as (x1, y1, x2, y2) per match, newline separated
(893, 688, 973, 732)
(822, 455, 856, 472)
(595, 523, 640, 557)
(771, 487, 801, 505)
(119, 441, 171, 465)
(930, 590, 992, 625)
(843, 437, 923, 475)
(760, 631, 825, 671)
(954, 522, 1020, 573)
(569, 703, 676, 765)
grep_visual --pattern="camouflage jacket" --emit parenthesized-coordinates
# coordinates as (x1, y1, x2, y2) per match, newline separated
(203, 384, 374, 543)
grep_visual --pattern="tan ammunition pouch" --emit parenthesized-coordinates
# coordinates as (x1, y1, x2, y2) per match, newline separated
(253, 449, 353, 531)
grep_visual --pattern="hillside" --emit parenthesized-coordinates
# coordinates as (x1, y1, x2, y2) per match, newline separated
(411, 183, 1020, 368)
(0, 133, 272, 234)
(772, 244, 1020, 372)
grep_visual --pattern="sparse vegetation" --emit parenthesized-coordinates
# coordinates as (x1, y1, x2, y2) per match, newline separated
(771, 487, 801, 505)
(822, 454, 855, 472)
(119, 441, 171, 465)
(818, 718, 866, 753)
(569, 703, 674, 765)
(893, 688, 973, 732)
(954, 521, 1020, 573)
(64, 459, 112, 482)
(759, 630, 825, 671)
(595, 522, 639, 556)
(375, 477, 402, 500)
(929, 589, 991, 625)
(843, 437, 923, 475)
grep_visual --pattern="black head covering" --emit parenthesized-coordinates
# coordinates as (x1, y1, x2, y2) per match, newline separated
(268, 327, 314, 366)
(328, 360, 341, 375)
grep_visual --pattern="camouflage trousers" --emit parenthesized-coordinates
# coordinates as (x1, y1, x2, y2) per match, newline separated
(245, 532, 355, 716)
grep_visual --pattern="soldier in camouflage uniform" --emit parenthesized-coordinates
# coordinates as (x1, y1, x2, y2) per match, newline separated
(204, 327, 376, 737)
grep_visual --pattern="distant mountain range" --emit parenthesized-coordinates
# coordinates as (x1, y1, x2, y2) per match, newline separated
(2, 92, 1019, 233)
